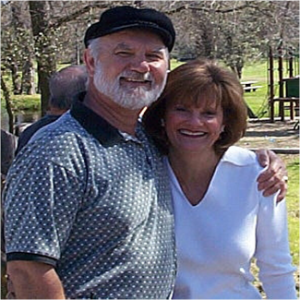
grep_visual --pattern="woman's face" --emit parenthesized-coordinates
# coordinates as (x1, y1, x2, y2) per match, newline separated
(164, 98, 224, 155)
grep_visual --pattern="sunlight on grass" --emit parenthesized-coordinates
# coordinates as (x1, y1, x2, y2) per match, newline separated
(283, 155, 299, 266)
(11, 94, 41, 111)
(241, 60, 292, 119)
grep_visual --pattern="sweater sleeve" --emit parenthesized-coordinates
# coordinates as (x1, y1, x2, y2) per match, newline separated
(255, 194, 297, 299)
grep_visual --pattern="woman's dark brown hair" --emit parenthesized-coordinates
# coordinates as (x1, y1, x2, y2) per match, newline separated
(143, 59, 248, 155)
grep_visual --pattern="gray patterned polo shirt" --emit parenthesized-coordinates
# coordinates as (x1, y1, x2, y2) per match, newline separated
(4, 95, 177, 299)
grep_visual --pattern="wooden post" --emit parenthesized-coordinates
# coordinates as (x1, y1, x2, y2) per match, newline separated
(288, 50, 294, 120)
(288, 49, 294, 77)
(269, 46, 275, 122)
(278, 47, 284, 120)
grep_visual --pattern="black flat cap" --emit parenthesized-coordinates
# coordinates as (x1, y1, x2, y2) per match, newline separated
(84, 6, 176, 52)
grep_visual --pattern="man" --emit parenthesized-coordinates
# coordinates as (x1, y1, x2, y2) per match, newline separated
(4, 6, 287, 299)
(15, 65, 87, 155)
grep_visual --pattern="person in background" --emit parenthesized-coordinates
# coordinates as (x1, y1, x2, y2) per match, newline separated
(143, 59, 297, 299)
(4, 6, 288, 299)
(15, 65, 87, 155)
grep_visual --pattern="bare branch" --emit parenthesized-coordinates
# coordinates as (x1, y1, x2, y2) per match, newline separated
(48, 3, 108, 30)
(166, 2, 252, 15)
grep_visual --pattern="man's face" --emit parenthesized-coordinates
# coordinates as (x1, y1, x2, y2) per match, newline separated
(88, 29, 169, 110)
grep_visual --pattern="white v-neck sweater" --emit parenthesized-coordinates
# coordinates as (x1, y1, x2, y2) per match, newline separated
(167, 146, 296, 299)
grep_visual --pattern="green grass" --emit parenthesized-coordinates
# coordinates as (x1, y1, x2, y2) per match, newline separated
(241, 61, 269, 118)
(170, 59, 184, 70)
(9, 94, 40, 111)
(283, 155, 299, 267)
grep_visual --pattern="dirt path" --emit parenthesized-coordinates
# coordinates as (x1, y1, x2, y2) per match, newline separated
(237, 119, 299, 152)
(238, 119, 299, 298)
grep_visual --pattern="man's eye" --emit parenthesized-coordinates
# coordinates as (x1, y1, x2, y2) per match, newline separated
(116, 51, 132, 57)
(147, 54, 163, 61)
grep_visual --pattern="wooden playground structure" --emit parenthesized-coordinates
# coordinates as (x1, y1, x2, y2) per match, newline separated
(268, 45, 299, 122)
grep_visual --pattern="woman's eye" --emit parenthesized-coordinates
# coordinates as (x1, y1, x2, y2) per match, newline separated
(175, 106, 187, 112)
(204, 111, 216, 117)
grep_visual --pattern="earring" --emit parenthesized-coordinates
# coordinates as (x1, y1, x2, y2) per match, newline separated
(161, 119, 165, 127)
(221, 125, 225, 132)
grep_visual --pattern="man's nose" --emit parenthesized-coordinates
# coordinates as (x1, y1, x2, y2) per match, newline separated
(130, 55, 150, 73)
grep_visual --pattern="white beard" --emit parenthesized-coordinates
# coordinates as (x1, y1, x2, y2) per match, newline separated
(93, 61, 167, 110)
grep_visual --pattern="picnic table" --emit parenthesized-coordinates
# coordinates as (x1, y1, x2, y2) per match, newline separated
(240, 81, 262, 92)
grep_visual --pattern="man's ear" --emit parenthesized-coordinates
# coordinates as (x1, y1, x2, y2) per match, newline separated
(83, 49, 96, 76)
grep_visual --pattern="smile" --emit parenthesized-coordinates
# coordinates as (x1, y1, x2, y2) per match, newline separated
(120, 77, 152, 84)
(125, 78, 150, 82)
(120, 78, 152, 90)
(179, 130, 206, 137)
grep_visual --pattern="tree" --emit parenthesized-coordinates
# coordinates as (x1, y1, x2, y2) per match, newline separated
(164, 1, 299, 78)
(12, 1, 36, 95)
(1, 2, 36, 94)
(1, 77, 14, 134)
(29, 1, 57, 115)
(1, 1, 299, 115)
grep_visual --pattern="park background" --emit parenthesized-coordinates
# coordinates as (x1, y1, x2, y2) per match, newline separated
(1, 0, 299, 298)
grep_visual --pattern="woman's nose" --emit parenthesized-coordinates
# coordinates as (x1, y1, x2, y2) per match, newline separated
(189, 113, 204, 125)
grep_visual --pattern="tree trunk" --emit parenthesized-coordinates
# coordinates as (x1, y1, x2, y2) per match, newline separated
(10, 2, 23, 95)
(10, 1, 36, 95)
(10, 62, 21, 95)
(21, 56, 36, 95)
(29, 1, 56, 116)
(1, 77, 14, 134)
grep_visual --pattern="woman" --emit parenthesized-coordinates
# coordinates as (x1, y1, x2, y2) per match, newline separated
(143, 59, 296, 299)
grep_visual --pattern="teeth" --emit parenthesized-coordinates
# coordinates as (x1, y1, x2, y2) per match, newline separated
(123, 77, 151, 83)
(126, 78, 145, 82)
(180, 130, 205, 136)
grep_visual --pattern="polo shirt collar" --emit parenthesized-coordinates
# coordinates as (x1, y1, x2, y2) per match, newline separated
(70, 92, 125, 147)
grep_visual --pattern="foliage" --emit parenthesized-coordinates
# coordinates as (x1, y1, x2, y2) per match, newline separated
(163, 1, 299, 77)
